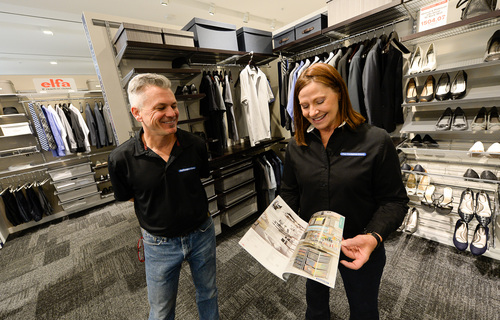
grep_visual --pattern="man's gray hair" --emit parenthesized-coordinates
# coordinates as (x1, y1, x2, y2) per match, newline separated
(127, 73, 171, 109)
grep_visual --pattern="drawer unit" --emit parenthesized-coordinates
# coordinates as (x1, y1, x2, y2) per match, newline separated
(48, 163, 92, 182)
(162, 28, 195, 47)
(55, 183, 98, 202)
(213, 214, 222, 236)
(221, 193, 258, 227)
(208, 195, 218, 215)
(113, 22, 163, 54)
(182, 17, 238, 51)
(59, 192, 101, 212)
(217, 179, 256, 207)
(273, 27, 295, 50)
(236, 27, 272, 54)
(52, 172, 95, 193)
(214, 166, 254, 192)
(294, 14, 327, 41)
(203, 179, 216, 198)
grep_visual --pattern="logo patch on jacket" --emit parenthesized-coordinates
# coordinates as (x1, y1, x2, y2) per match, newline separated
(178, 166, 196, 173)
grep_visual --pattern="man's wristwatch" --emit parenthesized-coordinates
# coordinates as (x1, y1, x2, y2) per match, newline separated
(365, 231, 382, 249)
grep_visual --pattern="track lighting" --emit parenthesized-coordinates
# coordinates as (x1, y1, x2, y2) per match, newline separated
(243, 12, 249, 23)
(270, 19, 276, 29)
(160, 0, 170, 6)
(208, 3, 215, 15)
(42, 29, 53, 36)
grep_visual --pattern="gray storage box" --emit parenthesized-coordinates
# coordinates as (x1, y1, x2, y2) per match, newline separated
(52, 172, 95, 192)
(55, 183, 98, 202)
(237, 27, 272, 54)
(162, 28, 195, 47)
(294, 14, 327, 41)
(273, 27, 295, 49)
(221, 194, 258, 227)
(215, 167, 254, 192)
(182, 17, 238, 51)
(48, 163, 92, 182)
(113, 22, 163, 54)
(217, 180, 256, 207)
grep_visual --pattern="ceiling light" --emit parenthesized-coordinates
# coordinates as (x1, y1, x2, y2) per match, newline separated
(208, 3, 215, 15)
(42, 30, 53, 36)
(270, 19, 276, 29)
(243, 12, 249, 23)
(50, 61, 58, 65)
(160, 0, 169, 6)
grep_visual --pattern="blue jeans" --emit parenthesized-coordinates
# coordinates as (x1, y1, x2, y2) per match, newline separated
(305, 245, 386, 320)
(142, 217, 219, 320)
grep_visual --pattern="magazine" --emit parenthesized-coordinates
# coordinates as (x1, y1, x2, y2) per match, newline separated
(239, 196, 345, 288)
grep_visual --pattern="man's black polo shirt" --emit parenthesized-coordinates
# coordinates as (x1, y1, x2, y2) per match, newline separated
(108, 128, 210, 237)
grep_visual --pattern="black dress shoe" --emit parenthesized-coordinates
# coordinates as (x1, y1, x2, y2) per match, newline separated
(463, 168, 479, 179)
(413, 164, 426, 172)
(435, 107, 453, 130)
(450, 70, 467, 100)
(419, 75, 435, 102)
(411, 134, 422, 145)
(480, 170, 498, 181)
(484, 29, 500, 62)
(422, 134, 438, 146)
(405, 78, 418, 103)
(401, 163, 412, 171)
(190, 84, 198, 95)
(174, 85, 189, 95)
(451, 107, 468, 131)
(435, 73, 451, 101)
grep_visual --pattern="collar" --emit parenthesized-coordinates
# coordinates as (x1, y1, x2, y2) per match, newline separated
(306, 121, 346, 133)
(133, 127, 189, 157)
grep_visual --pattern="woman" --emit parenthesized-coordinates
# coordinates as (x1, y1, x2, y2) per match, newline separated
(281, 63, 408, 320)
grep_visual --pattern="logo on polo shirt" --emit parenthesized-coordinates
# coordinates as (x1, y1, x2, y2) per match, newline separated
(178, 166, 196, 173)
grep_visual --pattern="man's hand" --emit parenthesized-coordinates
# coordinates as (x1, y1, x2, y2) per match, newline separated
(340, 234, 380, 270)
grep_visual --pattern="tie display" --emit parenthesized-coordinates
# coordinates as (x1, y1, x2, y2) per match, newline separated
(28, 102, 49, 151)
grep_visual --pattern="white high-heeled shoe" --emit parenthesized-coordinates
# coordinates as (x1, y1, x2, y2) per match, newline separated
(409, 46, 422, 75)
(421, 43, 437, 72)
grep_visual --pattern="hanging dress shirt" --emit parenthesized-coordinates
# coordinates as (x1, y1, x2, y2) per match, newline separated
(55, 104, 76, 153)
(69, 104, 91, 152)
(239, 65, 274, 146)
(102, 104, 115, 145)
(224, 74, 239, 142)
(43, 105, 66, 157)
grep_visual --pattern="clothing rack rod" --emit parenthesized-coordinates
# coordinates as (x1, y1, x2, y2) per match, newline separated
(0, 168, 48, 181)
(293, 16, 409, 58)
(0, 146, 39, 158)
(19, 96, 103, 103)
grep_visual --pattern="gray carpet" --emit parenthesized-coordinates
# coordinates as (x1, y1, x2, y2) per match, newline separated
(0, 201, 499, 320)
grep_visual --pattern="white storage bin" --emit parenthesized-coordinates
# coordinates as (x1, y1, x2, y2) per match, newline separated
(221, 194, 258, 227)
(59, 192, 101, 212)
(203, 179, 215, 198)
(213, 214, 222, 236)
(55, 183, 98, 202)
(48, 163, 92, 182)
(208, 195, 218, 215)
(215, 167, 254, 192)
(217, 180, 255, 207)
(52, 173, 95, 192)
(216, 160, 253, 177)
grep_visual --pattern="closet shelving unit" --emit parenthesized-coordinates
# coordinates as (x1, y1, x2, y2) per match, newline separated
(270, 1, 500, 259)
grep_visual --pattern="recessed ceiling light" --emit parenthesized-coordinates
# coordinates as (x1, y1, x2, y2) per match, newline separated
(160, 0, 169, 6)
(50, 61, 58, 65)
(208, 3, 216, 15)
(42, 30, 54, 36)
(243, 12, 249, 23)
(271, 19, 276, 29)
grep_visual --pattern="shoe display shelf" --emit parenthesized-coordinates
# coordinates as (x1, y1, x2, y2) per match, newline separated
(399, 156, 499, 260)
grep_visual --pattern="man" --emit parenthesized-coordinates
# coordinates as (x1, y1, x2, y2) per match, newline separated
(108, 73, 219, 320)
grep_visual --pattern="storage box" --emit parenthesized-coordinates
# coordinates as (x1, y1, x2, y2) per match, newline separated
(295, 14, 327, 41)
(113, 22, 163, 54)
(327, 0, 396, 27)
(162, 28, 195, 47)
(208, 195, 218, 214)
(215, 167, 254, 192)
(215, 160, 253, 177)
(221, 194, 258, 227)
(48, 163, 92, 182)
(273, 27, 295, 49)
(52, 172, 96, 192)
(55, 183, 98, 202)
(217, 180, 256, 206)
(237, 27, 273, 54)
(213, 214, 222, 236)
(182, 17, 238, 51)
(0, 80, 16, 96)
(203, 179, 216, 198)
(59, 192, 101, 212)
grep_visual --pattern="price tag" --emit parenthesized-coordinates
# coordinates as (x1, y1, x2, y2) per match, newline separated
(418, 0, 449, 32)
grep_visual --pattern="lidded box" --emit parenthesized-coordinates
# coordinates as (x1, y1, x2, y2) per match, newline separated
(237, 27, 273, 54)
(182, 17, 238, 51)
(113, 22, 163, 54)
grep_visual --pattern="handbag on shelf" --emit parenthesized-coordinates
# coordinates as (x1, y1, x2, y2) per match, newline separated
(456, 0, 497, 20)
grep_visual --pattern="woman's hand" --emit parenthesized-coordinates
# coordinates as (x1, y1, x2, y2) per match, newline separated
(340, 234, 380, 270)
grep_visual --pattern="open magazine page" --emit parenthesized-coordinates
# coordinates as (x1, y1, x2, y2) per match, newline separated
(284, 211, 345, 289)
(238, 196, 308, 280)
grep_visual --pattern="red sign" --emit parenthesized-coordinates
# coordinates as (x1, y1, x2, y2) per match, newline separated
(33, 78, 77, 93)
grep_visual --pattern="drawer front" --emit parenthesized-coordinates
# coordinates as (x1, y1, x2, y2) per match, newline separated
(56, 183, 98, 202)
(49, 163, 92, 182)
(60, 192, 101, 212)
(221, 194, 258, 227)
(53, 174, 95, 192)
(215, 168, 253, 192)
(217, 181, 256, 207)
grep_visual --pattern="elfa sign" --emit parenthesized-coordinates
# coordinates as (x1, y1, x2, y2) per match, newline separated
(33, 78, 77, 93)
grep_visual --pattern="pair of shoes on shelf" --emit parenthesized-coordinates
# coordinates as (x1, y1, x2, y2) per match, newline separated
(401, 163, 426, 172)
(398, 207, 419, 234)
(174, 84, 198, 96)
(463, 168, 499, 181)
(420, 185, 454, 214)
(484, 29, 500, 62)
(408, 43, 437, 74)
(435, 107, 468, 131)
(458, 188, 493, 226)
(405, 168, 428, 196)
(453, 219, 489, 255)
(410, 134, 438, 146)
(405, 75, 436, 103)
(468, 141, 500, 154)
(435, 70, 467, 101)
(471, 106, 500, 131)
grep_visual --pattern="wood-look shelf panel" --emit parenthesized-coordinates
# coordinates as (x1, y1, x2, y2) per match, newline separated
(121, 68, 201, 87)
(116, 41, 276, 66)
(175, 93, 205, 102)
(178, 117, 208, 125)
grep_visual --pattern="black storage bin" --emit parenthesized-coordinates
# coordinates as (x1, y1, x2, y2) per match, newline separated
(273, 27, 295, 50)
(236, 27, 272, 54)
(182, 17, 238, 51)
(294, 14, 327, 41)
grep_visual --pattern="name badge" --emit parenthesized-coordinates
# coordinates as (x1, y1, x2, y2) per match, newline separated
(340, 152, 366, 157)
(178, 166, 196, 173)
